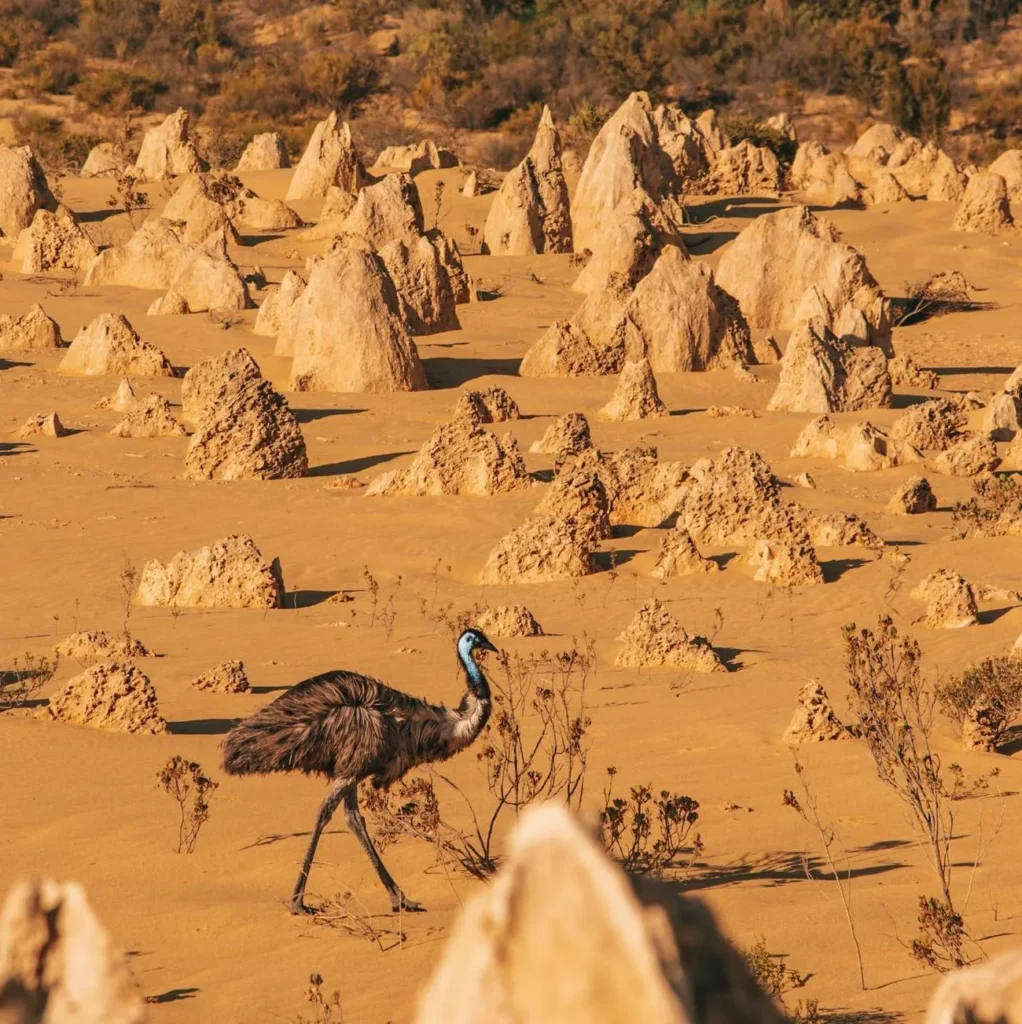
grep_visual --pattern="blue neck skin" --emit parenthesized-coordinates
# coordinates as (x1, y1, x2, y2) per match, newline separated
(457, 636, 490, 697)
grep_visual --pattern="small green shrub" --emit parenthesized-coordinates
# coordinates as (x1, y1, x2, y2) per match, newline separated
(719, 114, 798, 167)
(937, 656, 1022, 748)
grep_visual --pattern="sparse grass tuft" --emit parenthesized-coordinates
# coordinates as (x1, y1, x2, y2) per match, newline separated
(157, 756, 218, 854)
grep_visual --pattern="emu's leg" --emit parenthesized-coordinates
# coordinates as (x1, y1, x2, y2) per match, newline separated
(344, 786, 425, 913)
(290, 778, 351, 915)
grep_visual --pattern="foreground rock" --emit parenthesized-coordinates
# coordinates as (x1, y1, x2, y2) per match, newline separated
(235, 132, 290, 171)
(182, 348, 307, 481)
(0, 304, 61, 353)
(480, 516, 596, 584)
(132, 108, 205, 180)
(474, 605, 543, 638)
(716, 206, 890, 350)
(415, 804, 785, 1024)
(47, 661, 168, 734)
(910, 569, 978, 629)
(598, 358, 668, 421)
(782, 682, 847, 745)
(768, 318, 891, 413)
(925, 948, 1022, 1024)
(193, 660, 250, 693)
(615, 598, 724, 672)
(0, 143, 55, 238)
(366, 418, 529, 497)
(59, 314, 175, 377)
(0, 877, 147, 1024)
(54, 631, 152, 666)
(12, 205, 98, 273)
(952, 172, 1014, 234)
(290, 247, 428, 393)
(136, 534, 284, 609)
(482, 106, 572, 255)
(286, 112, 366, 200)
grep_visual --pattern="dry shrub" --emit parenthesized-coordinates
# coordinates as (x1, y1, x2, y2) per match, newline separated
(0, 652, 57, 712)
(156, 756, 218, 853)
(16, 40, 80, 94)
(893, 270, 989, 327)
(12, 111, 101, 176)
(303, 888, 404, 949)
(107, 171, 152, 229)
(719, 114, 797, 166)
(294, 973, 344, 1024)
(364, 642, 593, 878)
(597, 766, 702, 878)
(937, 656, 1022, 748)
(74, 68, 165, 114)
(742, 938, 820, 1024)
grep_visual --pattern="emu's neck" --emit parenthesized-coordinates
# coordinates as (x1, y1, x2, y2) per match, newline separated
(447, 650, 491, 751)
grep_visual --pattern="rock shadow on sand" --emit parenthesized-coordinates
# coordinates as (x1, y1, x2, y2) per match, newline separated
(423, 356, 522, 389)
(308, 450, 413, 477)
(168, 718, 238, 735)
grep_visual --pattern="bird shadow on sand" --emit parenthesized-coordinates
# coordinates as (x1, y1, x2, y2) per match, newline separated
(241, 828, 347, 850)
(168, 718, 238, 736)
(145, 988, 199, 1005)
(423, 355, 522, 388)
(250, 684, 292, 695)
(308, 450, 412, 477)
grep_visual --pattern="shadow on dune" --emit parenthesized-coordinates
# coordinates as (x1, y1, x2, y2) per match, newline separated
(76, 208, 121, 223)
(821, 558, 871, 583)
(307, 450, 412, 477)
(423, 356, 522, 389)
(286, 589, 339, 609)
(250, 684, 291, 695)
(293, 407, 366, 423)
(977, 605, 1016, 626)
(169, 718, 238, 736)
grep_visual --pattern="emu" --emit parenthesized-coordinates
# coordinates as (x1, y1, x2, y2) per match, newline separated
(222, 628, 497, 914)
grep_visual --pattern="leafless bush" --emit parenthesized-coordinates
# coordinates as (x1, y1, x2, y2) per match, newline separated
(294, 973, 344, 1024)
(894, 271, 990, 326)
(844, 616, 976, 971)
(107, 172, 151, 229)
(597, 767, 702, 878)
(156, 756, 218, 854)
(303, 888, 404, 950)
(0, 653, 58, 712)
(951, 474, 1022, 539)
(365, 641, 593, 878)
(937, 656, 1022, 749)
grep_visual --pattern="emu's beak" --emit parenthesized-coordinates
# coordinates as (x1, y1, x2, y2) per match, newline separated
(480, 639, 499, 655)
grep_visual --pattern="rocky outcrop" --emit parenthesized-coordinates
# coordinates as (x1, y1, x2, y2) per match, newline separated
(18, 412, 68, 438)
(767, 318, 892, 413)
(110, 393, 185, 438)
(59, 313, 175, 377)
(529, 413, 593, 464)
(286, 112, 367, 201)
(0, 304, 61, 353)
(479, 516, 596, 584)
(716, 206, 890, 350)
(452, 386, 520, 427)
(81, 141, 129, 178)
(132, 108, 205, 180)
(615, 598, 724, 672)
(377, 139, 457, 175)
(54, 630, 152, 666)
(235, 132, 290, 171)
(988, 149, 1022, 198)
(888, 476, 937, 514)
(910, 569, 978, 629)
(864, 171, 909, 205)
(150, 229, 251, 314)
(534, 456, 613, 541)
(474, 605, 543, 638)
(47, 661, 168, 734)
(650, 525, 718, 579)
(888, 353, 939, 390)
(796, 153, 862, 207)
(952, 172, 1014, 234)
(365, 418, 529, 497)
(707, 141, 782, 195)
(193, 659, 250, 692)
(571, 92, 675, 253)
(414, 804, 786, 1024)
(334, 172, 423, 249)
(0, 143, 55, 238)
(889, 139, 966, 200)
(254, 269, 306, 347)
(12, 205, 97, 273)
(782, 682, 847, 745)
(378, 235, 460, 335)
(83, 218, 188, 290)
(891, 398, 967, 451)
(482, 106, 572, 255)
(182, 347, 308, 481)
(597, 358, 668, 421)
(95, 379, 138, 412)
(136, 534, 285, 609)
(0, 877, 147, 1024)
(790, 416, 921, 472)
(745, 538, 824, 586)
(289, 247, 428, 393)
(927, 436, 1001, 477)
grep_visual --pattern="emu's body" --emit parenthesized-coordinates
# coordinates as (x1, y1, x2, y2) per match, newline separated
(222, 629, 495, 913)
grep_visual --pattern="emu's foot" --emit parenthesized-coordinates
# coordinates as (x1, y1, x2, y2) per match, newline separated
(289, 896, 316, 916)
(391, 892, 425, 913)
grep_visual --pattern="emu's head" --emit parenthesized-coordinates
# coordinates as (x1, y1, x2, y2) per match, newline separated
(457, 629, 498, 662)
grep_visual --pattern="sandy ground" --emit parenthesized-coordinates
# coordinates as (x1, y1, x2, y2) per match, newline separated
(1, 166, 1021, 1023)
